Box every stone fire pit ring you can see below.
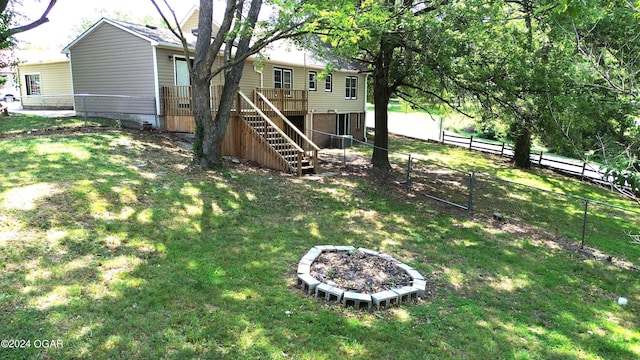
[296,245,426,309]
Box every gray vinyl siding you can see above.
[68,22,156,115]
[156,47,180,87]
[156,47,225,88]
[18,60,73,109]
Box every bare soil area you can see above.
[310,251,412,293]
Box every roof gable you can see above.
[62,18,196,54]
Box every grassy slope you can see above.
[0,115,638,359]
[369,134,640,262]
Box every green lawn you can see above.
[350,133,640,262]
[0,113,118,134]
[0,114,638,359]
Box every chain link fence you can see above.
[13,94,158,130]
[314,130,640,267]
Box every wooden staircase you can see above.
[237,91,319,176]
[242,114,315,174]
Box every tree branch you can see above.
[2,0,57,40]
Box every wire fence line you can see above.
[16,94,158,129]
[314,130,640,266]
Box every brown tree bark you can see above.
[371,37,394,171]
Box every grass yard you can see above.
[0,113,119,134]
[0,114,638,359]
[350,133,640,263]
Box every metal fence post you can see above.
[342,137,347,165]
[581,200,588,248]
[406,154,412,190]
[82,96,88,126]
[468,170,476,211]
[539,151,544,165]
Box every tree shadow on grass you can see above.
[0,130,637,359]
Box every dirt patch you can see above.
[310,251,412,293]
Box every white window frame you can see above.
[325,73,332,92]
[24,73,42,95]
[345,76,357,100]
[308,71,317,91]
[274,67,293,90]
[337,113,350,135]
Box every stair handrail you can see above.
[255,91,321,152]
[237,90,305,153]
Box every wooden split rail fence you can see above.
[441,132,605,182]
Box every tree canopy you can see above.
[306,0,640,174]
[153,0,640,184]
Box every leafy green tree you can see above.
[431,0,639,170]
[153,0,318,167]
[307,0,458,170]
[558,0,640,195]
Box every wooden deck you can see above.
[161,85,316,175]
[161,85,223,133]
[161,85,307,132]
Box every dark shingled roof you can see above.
[109,19,197,48]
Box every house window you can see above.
[355,113,361,130]
[25,74,41,95]
[308,71,317,91]
[274,67,293,89]
[345,76,357,100]
[337,113,350,135]
[325,74,332,92]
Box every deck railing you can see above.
[255,91,319,171]
[237,90,308,174]
[255,88,307,115]
[161,85,223,116]
[162,86,306,116]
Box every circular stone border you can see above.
[296,245,426,309]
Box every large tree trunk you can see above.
[512,120,532,168]
[191,0,261,168]
[372,79,392,170]
[192,74,216,167]
[371,37,393,170]
[191,0,216,167]
[208,63,246,163]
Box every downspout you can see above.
[254,62,263,88]
[152,46,161,129]
[66,51,76,112]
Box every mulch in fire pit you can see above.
[310,251,412,293]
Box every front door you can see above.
[175,58,190,86]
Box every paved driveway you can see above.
[4,101,76,118]
[366,109,606,182]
